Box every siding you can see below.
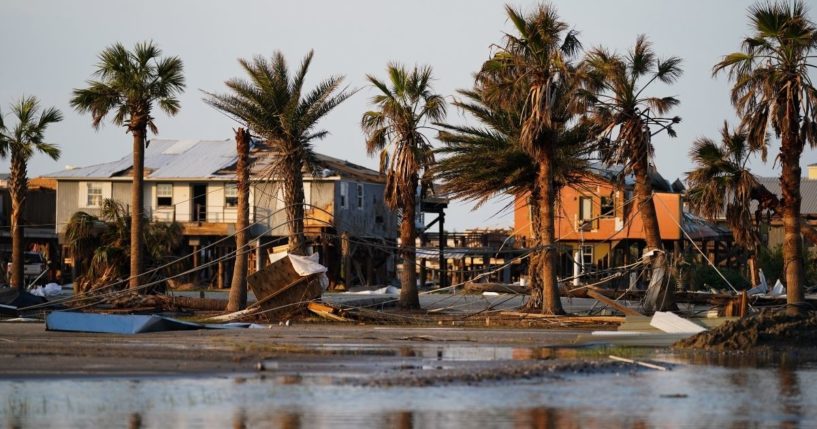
[333,180,397,238]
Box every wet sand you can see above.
[0,322,609,380]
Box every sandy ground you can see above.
[0,321,618,382]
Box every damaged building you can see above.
[44,138,397,288]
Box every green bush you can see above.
[689,264,750,291]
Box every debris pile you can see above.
[674,310,817,351]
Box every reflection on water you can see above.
[2,360,817,428]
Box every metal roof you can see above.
[681,211,732,240]
[755,176,817,215]
[44,139,384,183]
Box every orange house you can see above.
[514,167,687,280]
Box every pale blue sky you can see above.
[1,0,815,230]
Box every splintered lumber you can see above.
[159,295,228,311]
[586,289,643,316]
[499,311,624,324]
[463,282,528,295]
[307,302,350,322]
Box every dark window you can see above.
[225,183,238,207]
[601,196,615,217]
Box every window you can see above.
[86,183,103,207]
[340,182,348,209]
[356,184,364,209]
[156,183,173,207]
[581,245,593,267]
[600,195,615,218]
[224,183,238,207]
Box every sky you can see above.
[1,0,816,231]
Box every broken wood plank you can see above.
[498,311,624,324]
[307,302,350,322]
[586,289,643,317]
[609,355,668,371]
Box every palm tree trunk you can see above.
[129,126,146,290]
[524,187,544,311]
[399,183,420,309]
[227,128,250,312]
[779,129,805,312]
[283,153,307,256]
[9,152,27,290]
[538,153,565,315]
[633,153,675,313]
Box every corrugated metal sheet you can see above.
[682,212,731,240]
[756,176,817,214]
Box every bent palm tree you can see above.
[362,64,446,309]
[474,4,585,314]
[713,0,817,311]
[71,41,185,291]
[203,51,351,256]
[0,96,62,289]
[583,36,683,313]
[435,85,591,310]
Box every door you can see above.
[192,184,207,222]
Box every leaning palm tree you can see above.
[435,85,592,311]
[582,36,682,314]
[686,122,764,282]
[713,0,817,312]
[71,41,185,291]
[361,64,446,309]
[473,4,585,314]
[0,96,62,290]
[203,51,352,257]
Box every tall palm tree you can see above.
[227,127,250,312]
[686,122,764,281]
[0,96,62,290]
[361,64,446,309]
[71,41,185,291]
[713,0,817,312]
[583,36,682,314]
[203,51,351,256]
[473,4,585,314]
[435,86,592,310]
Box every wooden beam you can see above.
[586,289,643,316]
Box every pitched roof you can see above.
[43,139,384,183]
[756,176,817,214]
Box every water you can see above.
[2,357,816,428]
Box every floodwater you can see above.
[2,348,817,429]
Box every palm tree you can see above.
[713,0,817,312]
[227,127,250,312]
[203,51,351,256]
[0,96,62,290]
[582,36,683,314]
[361,64,446,309]
[686,122,764,281]
[65,199,183,293]
[473,4,585,314]
[435,86,592,311]
[71,41,185,291]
